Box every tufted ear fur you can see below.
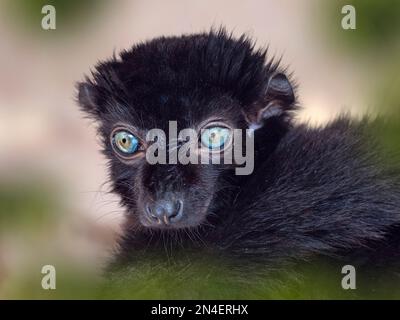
[244,72,296,129]
[76,80,103,118]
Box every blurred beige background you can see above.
[0,0,395,298]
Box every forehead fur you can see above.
[80,29,281,121]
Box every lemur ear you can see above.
[76,81,102,118]
[245,72,295,128]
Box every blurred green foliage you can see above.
[320,1,400,162]
[2,262,100,299]
[0,181,59,231]
[325,0,400,52]
[98,255,400,299]
[5,255,399,299]
[374,83,400,161]
[3,0,106,37]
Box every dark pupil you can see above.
[122,138,127,144]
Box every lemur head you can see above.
[77,29,296,230]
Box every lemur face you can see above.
[77,30,295,230]
[106,93,246,230]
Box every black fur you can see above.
[77,29,400,271]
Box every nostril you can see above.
[145,203,160,223]
[145,203,152,215]
[169,200,183,222]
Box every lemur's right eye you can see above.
[112,130,139,156]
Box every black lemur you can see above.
[77,29,400,271]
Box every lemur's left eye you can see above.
[112,130,139,155]
[200,126,231,151]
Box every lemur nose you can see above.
[145,199,183,225]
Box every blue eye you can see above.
[200,126,231,150]
[112,130,139,155]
